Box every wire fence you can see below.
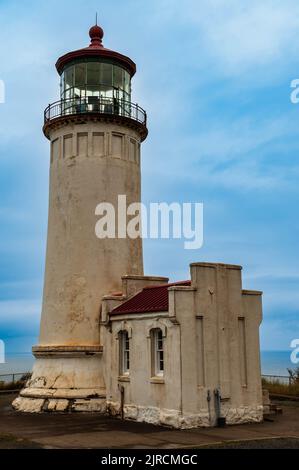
[0,372,295,386]
[0,372,30,384]
[262,374,292,386]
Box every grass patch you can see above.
[0,373,31,391]
[262,378,299,397]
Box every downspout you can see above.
[214,388,226,427]
[179,323,183,418]
[119,384,125,420]
[207,389,211,425]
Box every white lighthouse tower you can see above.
[14,23,148,412]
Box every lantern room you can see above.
[60,60,131,103]
[43,23,147,139]
[56,23,135,103]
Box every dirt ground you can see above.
[0,393,298,449]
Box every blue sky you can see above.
[0,0,298,353]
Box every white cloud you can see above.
[0,300,40,320]
[158,0,299,77]
[144,111,299,192]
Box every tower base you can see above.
[13,394,106,413]
[12,346,106,413]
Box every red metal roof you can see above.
[111,280,191,315]
[56,24,136,76]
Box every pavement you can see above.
[0,394,299,449]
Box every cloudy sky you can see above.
[0,0,298,353]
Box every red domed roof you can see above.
[55,24,136,76]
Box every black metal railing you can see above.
[262,374,292,386]
[0,372,31,386]
[44,97,147,126]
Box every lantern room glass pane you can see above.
[124,71,130,95]
[73,64,85,99]
[113,65,123,90]
[100,85,113,98]
[87,62,100,85]
[100,63,112,85]
[64,66,74,90]
[74,63,86,87]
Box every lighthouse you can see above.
[14,23,149,412]
[14,23,263,427]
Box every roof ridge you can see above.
[143,280,191,290]
[110,280,191,316]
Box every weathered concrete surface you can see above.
[15,120,145,411]
[105,263,263,429]
[2,394,299,449]
[40,121,144,346]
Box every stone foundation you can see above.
[106,401,263,429]
[12,353,107,413]
[13,393,263,427]
[222,404,264,425]
[13,395,106,413]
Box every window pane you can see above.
[124,71,130,94]
[65,66,74,90]
[75,63,86,87]
[100,63,112,85]
[152,329,164,376]
[74,87,85,99]
[126,352,130,370]
[87,62,100,85]
[113,65,123,89]
[60,71,64,96]
[121,331,130,374]
[86,86,100,99]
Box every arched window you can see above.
[151,329,164,377]
[119,330,130,375]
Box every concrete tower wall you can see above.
[40,121,143,346]
[13,23,149,413]
[13,119,145,413]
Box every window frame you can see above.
[119,330,130,376]
[151,328,164,377]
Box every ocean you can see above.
[0,353,34,381]
[0,350,296,382]
[260,350,296,376]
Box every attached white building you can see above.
[101,262,263,428]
